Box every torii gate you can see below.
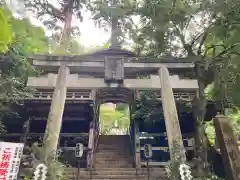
[28,50,199,166]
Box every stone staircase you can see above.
[95,135,133,168]
[64,167,166,180]
[64,135,167,179]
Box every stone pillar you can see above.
[43,64,69,161]
[214,115,240,180]
[158,67,186,162]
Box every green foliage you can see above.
[52,38,85,55]
[23,177,30,180]
[167,141,224,180]
[24,0,87,31]
[100,103,130,135]
[0,7,13,53]
[12,18,49,54]
[134,91,161,122]
[89,0,137,46]
[206,109,240,145]
[0,5,49,133]
[166,141,185,180]
[231,109,240,136]
[25,0,88,53]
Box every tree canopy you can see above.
[0,4,48,132]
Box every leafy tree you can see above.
[0,5,49,133]
[25,0,88,53]
[0,7,12,53]
[89,0,137,47]
[100,104,129,135]
[125,0,240,175]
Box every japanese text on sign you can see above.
[0,142,24,180]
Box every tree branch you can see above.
[197,31,209,56]
[213,43,240,59]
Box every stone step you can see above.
[66,178,165,180]
[95,155,131,159]
[96,155,131,159]
[64,168,166,180]
[95,158,132,162]
[96,152,130,154]
[95,158,131,162]
[97,147,130,151]
[64,168,166,174]
[64,174,160,179]
[95,151,130,155]
[95,135,133,168]
[95,160,132,163]
[95,164,133,168]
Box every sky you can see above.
[28,9,111,47]
[6,0,111,47]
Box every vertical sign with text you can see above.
[0,142,24,180]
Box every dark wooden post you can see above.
[43,64,69,161]
[134,120,141,168]
[158,67,186,162]
[21,116,31,144]
[214,115,240,180]
[87,121,95,168]
[130,101,141,168]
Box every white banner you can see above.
[0,142,24,180]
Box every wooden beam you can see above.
[1,133,88,137]
[140,147,194,151]
[139,133,194,138]
[32,116,88,121]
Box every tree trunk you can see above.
[111,16,119,48]
[194,62,210,176]
[61,0,74,43]
[55,0,74,53]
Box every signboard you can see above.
[144,144,152,159]
[0,142,24,180]
[104,56,124,83]
[75,143,84,158]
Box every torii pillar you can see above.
[158,67,186,162]
[43,64,69,161]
